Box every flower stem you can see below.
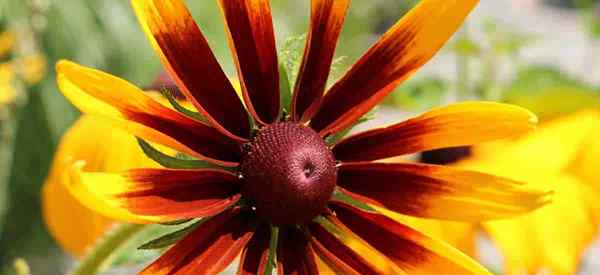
[69,223,146,275]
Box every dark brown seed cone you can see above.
[240,123,336,225]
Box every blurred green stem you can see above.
[0,102,20,237]
[70,223,145,275]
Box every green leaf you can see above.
[264,225,279,275]
[279,34,307,88]
[137,138,232,171]
[325,108,377,145]
[279,62,292,115]
[159,88,207,123]
[138,220,204,250]
[330,189,377,213]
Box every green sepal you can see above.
[159,219,192,226]
[160,88,207,123]
[263,225,279,275]
[330,189,377,213]
[279,62,292,116]
[137,138,234,171]
[138,220,204,250]
[325,108,377,145]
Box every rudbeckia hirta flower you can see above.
[56,0,550,274]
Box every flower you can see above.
[55,0,550,274]
[0,30,46,105]
[451,110,600,275]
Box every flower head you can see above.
[56,0,550,274]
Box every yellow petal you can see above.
[334,102,537,162]
[42,115,162,258]
[464,110,600,177]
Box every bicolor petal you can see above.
[277,227,319,275]
[308,221,397,274]
[68,164,241,223]
[238,223,270,275]
[336,162,551,221]
[141,209,255,275]
[291,0,349,122]
[310,0,479,136]
[330,203,491,275]
[56,60,242,166]
[131,0,251,140]
[334,102,537,162]
[218,0,280,124]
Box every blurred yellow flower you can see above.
[405,110,600,275]
[43,76,185,258]
[0,30,46,105]
[42,115,162,258]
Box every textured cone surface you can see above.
[241,123,336,225]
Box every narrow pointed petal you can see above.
[131,0,250,139]
[334,102,536,162]
[218,0,280,124]
[43,116,165,257]
[336,162,551,221]
[238,224,270,275]
[310,0,479,135]
[56,60,242,166]
[141,209,255,275]
[330,203,492,275]
[277,228,319,275]
[68,163,241,223]
[291,0,349,122]
[309,222,391,275]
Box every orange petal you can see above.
[291,0,350,122]
[333,102,537,162]
[141,209,255,275]
[336,162,551,221]
[218,0,280,124]
[330,203,491,275]
[68,163,241,223]
[56,60,241,166]
[310,0,479,136]
[131,0,250,140]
